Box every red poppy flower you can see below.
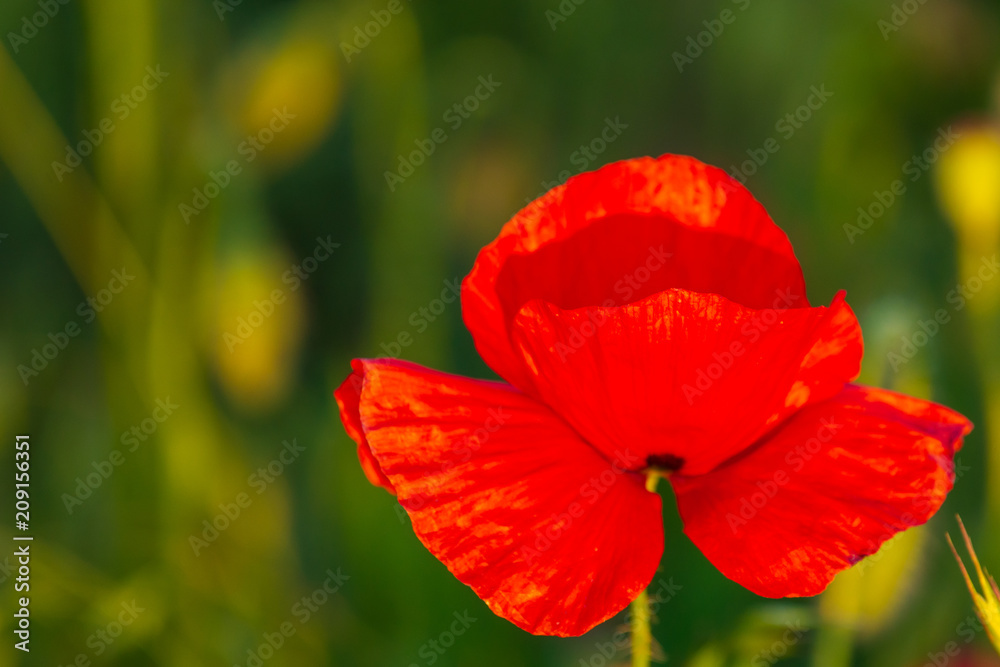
[335,154,972,637]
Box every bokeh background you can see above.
[2,0,1000,665]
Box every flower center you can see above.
[643,454,684,492]
[645,453,684,472]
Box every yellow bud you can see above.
[935,123,1000,247]
[209,249,304,411]
[222,11,342,168]
[949,516,1000,658]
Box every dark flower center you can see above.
[646,453,685,472]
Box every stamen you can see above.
[645,471,661,493]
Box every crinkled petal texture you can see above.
[336,152,975,630]
[334,371,395,493]
[462,154,808,391]
[670,384,972,597]
[337,358,664,637]
[510,288,863,475]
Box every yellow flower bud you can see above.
[209,248,304,411]
[221,10,342,168]
[935,122,1000,248]
[949,516,1000,658]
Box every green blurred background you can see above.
[2,0,1000,665]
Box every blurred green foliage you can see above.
[1,0,999,666]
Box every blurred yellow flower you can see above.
[935,123,1000,247]
[949,516,1000,657]
[209,248,305,411]
[221,12,342,169]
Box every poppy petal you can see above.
[462,153,807,390]
[345,358,664,637]
[510,288,862,475]
[670,384,972,597]
[335,364,395,493]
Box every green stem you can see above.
[631,589,652,667]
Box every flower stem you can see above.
[631,589,652,667]
[632,470,660,667]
